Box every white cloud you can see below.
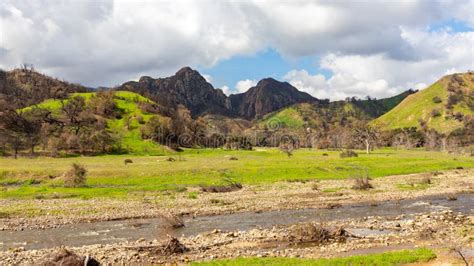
[202,74,213,83]
[0,0,472,93]
[235,79,257,93]
[221,85,231,96]
[284,27,474,100]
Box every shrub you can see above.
[432,96,442,103]
[453,112,464,121]
[339,150,358,158]
[420,176,432,184]
[289,223,331,244]
[136,115,145,125]
[210,198,221,204]
[447,195,457,201]
[288,223,349,244]
[200,177,242,193]
[161,237,188,255]
[352,177,372,190]
[124,158,133,165]
[430,109,441,118]
[64,163,87,187]
[41,247,99,266]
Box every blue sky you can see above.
[199,49,328,92]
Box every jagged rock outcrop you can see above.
[119,67,230,117]
[228,78,318,119]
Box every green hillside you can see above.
[259,102,366,130]
[374,72,474,134]
[23,91,167,155]
[258,90,413,130]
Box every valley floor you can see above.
[0,168,473,264]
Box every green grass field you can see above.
[191,248,436,265]
[0,148,472,199]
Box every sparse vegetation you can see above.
[351,169,373,190]
[432,96,442,103]
[352,176,373,190]
[431,108,441,118]
[289,223,332,244]
[191,248,436,265]
[200,176,242,193]
[63,163,87,187]
[339,150,358,158]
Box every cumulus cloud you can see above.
[0,0,473,95]
[235,79,257,93]
[221,85,231,96]
[284,27,474,100]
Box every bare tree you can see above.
[353,123,379,154]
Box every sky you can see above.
[0,0,473,100]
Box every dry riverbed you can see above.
[0,209,472,264]
[0,169,473,264]
[1,169,472,231]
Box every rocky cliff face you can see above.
[119,67,231,117]
[228,78,318,119]
[119,67,317,119]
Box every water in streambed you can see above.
[0,193,472,251]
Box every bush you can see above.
[453,112,464,121]
[200,177,242,193]
[432,96,442,103]
[352,177,372,190]
[136,115,145,125]
[340,150,358,158]
[420,176,431,184]
[430,109,441,118]
[289,223,331,244]
[41,247,99,266]
[64,163,87,187]
[288,223,349,244]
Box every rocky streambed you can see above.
[0,193,473,264]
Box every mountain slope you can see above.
[0,68,88,109]
[23,91,167,155]
[118,67,230,117]
[229,78,318,119]
[374,72,474,133]
[351,89,416,118]
[258,90,413,130]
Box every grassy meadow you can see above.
[192,248,436,265]
[0,148,472,200]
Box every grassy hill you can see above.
[374,72,474,134]
[23,91,167,155]
[258,91,412,130]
